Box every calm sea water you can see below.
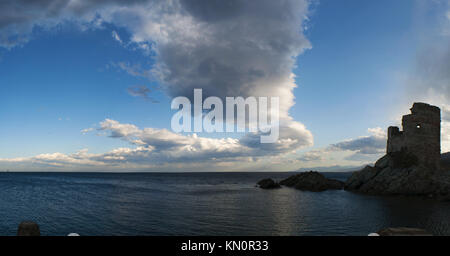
[0,172,449,236]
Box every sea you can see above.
[1,172,449,236]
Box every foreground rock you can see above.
[345,152,450,196]
[257,178,281,189]
[345,103,450,197]
[376,227,432,236]
[280,171,344,192]
[442,152,450,170]
[17,221,40,236]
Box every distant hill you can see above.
[297,165,366,173]
[298,153,450,173]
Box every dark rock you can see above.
[280,171,344,192]
[345,154,450,196]
[374,154,390,169]
[442,152,450,171]
[257,178,281,189]
[345,165,380,191]
[377,227,432,236]
[390,150,418,169]
[442,152,450,162]
[438,194,450,202]
[17,221,40,236]
[352,103,450,197]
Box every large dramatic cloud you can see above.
[0,0,314,152]
[0,0,316,172]
[0,0,310,112]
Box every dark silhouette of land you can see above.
[345,103,449,197]
[259,103,450,199]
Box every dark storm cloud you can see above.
[0,0,148,48]
[179,0,243,22]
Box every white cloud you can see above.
[0,118,313,171]
[0,149,105,168]
[297,127,387,166]
[111,30,122,44]
[330,127,386,155]
[97,119,311,157]
[298,150,324,162]
[81,128,94,134]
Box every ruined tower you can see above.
[387,103,441,169]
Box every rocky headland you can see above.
[345,152,450,197]
[258,103,450,199]
[345,103,450,198]
[257,171,344,191]
[257,178,281,189]
[279,171,344,192]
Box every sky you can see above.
[0,0,449,172]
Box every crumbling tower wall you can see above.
[387,103,441,169]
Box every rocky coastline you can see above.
[256,178,281,189]
[257,152,450,200]
[279,171,344,191]
[344,103,450,198]
[344,153,450,198]
[257,171,344,192]
[257,103,450,199]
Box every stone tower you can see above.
[387,103,441,169]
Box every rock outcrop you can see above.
[345,153,450,196]
[17,221,40,236]
[442,152,450,170]
[376,227,432,236]
[280,171,345,192]
[257,178,281,189]
[345,103,450,197]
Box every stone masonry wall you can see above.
[387,103,441,170]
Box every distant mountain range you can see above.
[300,152,450,173]
[297,165,366,173]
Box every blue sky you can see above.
[0,24,170,157]
[294,0,416,146]
[0,0,449,171]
